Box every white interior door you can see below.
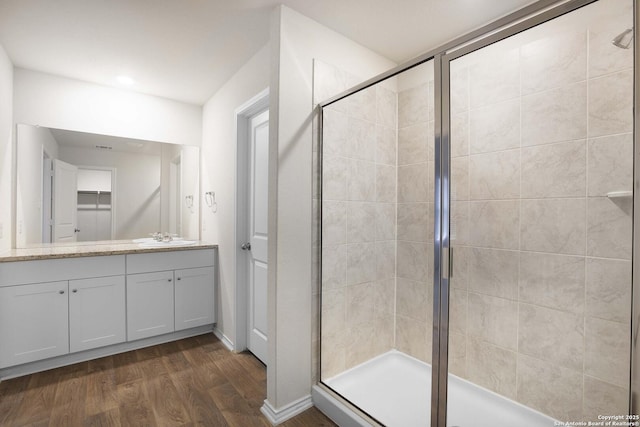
[246,109,269,364]
[52,159,78,242]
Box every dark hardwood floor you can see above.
[0,334,337,427]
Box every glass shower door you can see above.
[318,59,435,426]
[446,0,634,424]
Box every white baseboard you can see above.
[261,395,314,425]
[213,326,234,351]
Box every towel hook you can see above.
[205,191,217,212]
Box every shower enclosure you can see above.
[315,0,636,425]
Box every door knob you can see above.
[74,228,81,233]
[241,242,251,251]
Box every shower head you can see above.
[612,28,633,49]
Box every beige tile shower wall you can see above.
[449,0,632,421]
[395,69,435,364]
[317,60,398,379]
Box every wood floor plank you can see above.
[87,355,114,374]
[137,346,169,380]
[161,341,192,373]
[0,375,30,426]
[192,361,229,391]
[208,382,253,414]
[49,363,88,426]
[209,383,269,427]
[13,368,60,425]
[215,356,265,409]
[193,332,220,348]
[236,352,267,384]
[117,380,155,426]
[85,368,118,416]
[171,368,229,426]
[144,372,192,426]
[113,350,143,385]
[179,339,216,366]
[220,412,271,427]
[0,333,338,427]
[83,408,122,427]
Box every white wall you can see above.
[58,146,161,239]
[201,43,270,347]
[14,68,202,146]
[77,169,111,192]
[0,44,12,252]
[267,5,396,411]
[15,125,59,246]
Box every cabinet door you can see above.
[69,276,126,352]
[127,271,174,341]
[175,266,215,331]
[0,281,69,368]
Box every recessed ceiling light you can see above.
[116,75,135,86]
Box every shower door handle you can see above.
[442,247,453,279]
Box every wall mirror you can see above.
[15,124,200,248]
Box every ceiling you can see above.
[0,0,536,106]
[51,128,163,155]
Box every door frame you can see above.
[234,88,269,355]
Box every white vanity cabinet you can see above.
[0,256,126,369]
[0,281,69,368]
[69,276,126,352]
[0,247,216,374]
[127,271,175,341]
[175,266,215,331]
[126,249,216,340]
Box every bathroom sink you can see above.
[134,238,197,247]
[132,238,156,243]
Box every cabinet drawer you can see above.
[126,249,215,274]
[0,256,125,287]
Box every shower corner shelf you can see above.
[606,191,633,199]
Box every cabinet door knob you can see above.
[59,290,65,294]
[176,277,181,281]
[168,278,172,282]
[72,289,78,293]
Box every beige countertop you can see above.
[0,240,218,263]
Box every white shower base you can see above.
[323,350,557,427]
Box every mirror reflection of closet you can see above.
[76,168,114,242]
